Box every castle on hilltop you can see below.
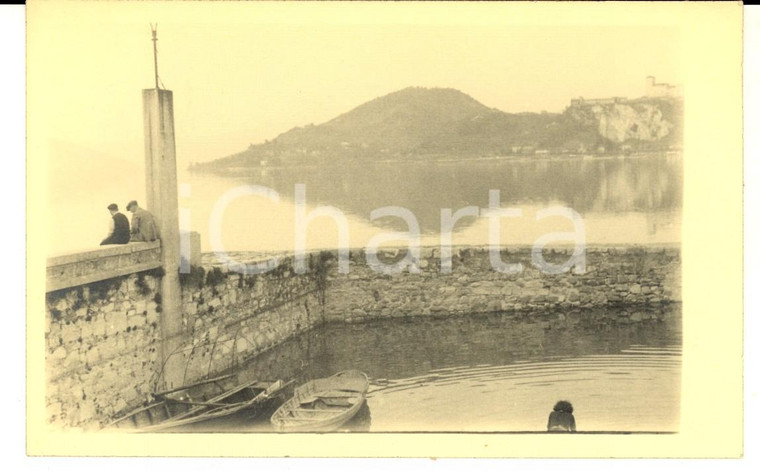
[645,76,683,98]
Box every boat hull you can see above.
[271,370,369,432]
[106,375,289,432]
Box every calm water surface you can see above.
[49,154,681,255]
[178,304,680,433]
[48,152,682,431]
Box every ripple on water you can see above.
[185,305,681,433]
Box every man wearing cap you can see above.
[126,200,160,242]
[100,203,131,245]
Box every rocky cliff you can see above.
[568,99,682,145]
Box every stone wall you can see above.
[47,241,161,292]
[45,270,164,428]
[324,246,680,323]
[44,245,679,429]
[44,252,328,429]
[169,255,327,386]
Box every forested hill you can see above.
[195,86,683,169]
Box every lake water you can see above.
[47,153,681,256]
[60,153,682,432]
[176,304,681,433]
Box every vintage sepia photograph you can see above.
[26,0,744,458]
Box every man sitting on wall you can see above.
[100,203,130,245]
[126,200,160,242]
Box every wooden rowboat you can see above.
[106,374,292,432]
[270,370,369,432]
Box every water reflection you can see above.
[179,304,680,433]
[342,401,372,432]
[48,154,681,254]
[197,153,682,234]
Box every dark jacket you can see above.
[101,212,130,245]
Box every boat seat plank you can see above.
[292,408,346,414]
[282,415,340,421]
[314,392,361,399]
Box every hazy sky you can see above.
[29,1,682,167]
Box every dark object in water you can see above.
[105,374,292,432]
[547,400,576,432]
[271,370,369,432]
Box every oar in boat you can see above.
[162,397,240,408]
[159,378,295,425]
[153,377,264,424]
[152,373,236,398]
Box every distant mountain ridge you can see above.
[196,86,683,169]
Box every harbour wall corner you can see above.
[43,244,679,429]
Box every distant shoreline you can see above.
[200,242,682,268]
[189,149,683,175]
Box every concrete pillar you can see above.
[180,230,202,272]
[142,88,184,390]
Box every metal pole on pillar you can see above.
[151,24,159,90]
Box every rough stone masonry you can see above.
[44,245,679,429]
